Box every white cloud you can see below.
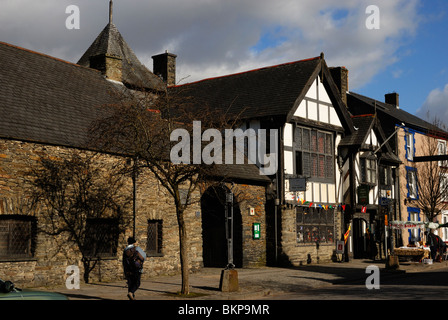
[0,0,421,88]
[416,84,448,123]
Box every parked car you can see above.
[0,279,68,300]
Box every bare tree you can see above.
[90,88,233,295]
[27,151,130,283]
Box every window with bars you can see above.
[294,126,334,182]
[0,215,36,260]
[147,220,163,256]
[84,218,119,258]
[296,207,334,244]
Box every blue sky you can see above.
[1,0,447,124]
[356,0,448,122]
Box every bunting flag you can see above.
[293,197,347,213]
[344,225,351,244]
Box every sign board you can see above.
[357,185,369,205]
[289,178,306,192]
[253,223,261,240]
[336,240,344,254]
[389,221,424,230]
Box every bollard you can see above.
[385,254,400,270]
[219,269,239,292]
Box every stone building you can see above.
[0,4,269,287]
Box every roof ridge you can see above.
[169,56,321,88]
[0,41,98,73]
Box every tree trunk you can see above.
[176,207,190,295]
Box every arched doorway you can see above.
[201,186,242,268]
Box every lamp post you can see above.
[225,188,234,269]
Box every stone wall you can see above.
[232,183,267,267]
[0,138,268,288]
[0,139,203,287]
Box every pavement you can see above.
[33,259,448,300]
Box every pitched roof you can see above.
[339,114,375,147]
[77,23,165,91]
[0,41,268,184]
[169,56,354,135]
[169,57,322,120]
[348,92,444,135]
[0,41,118,148]
[339,114,401,163]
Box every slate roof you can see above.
[0,41,119,148]
[339,114,401,164]
[169,57,322,121]
[0,41,269,184]
[348,92,445,136]
[339,114,375,147]
[77,23,165,92]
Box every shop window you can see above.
[296,207,334,244]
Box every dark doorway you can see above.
[353,218,369,259]
[201,186,242,268]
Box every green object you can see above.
[0,279,68,300]
[253,223,261,239]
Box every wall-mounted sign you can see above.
[253,223,261,239]
[357,185,369,205]
[249,207,255,216]
[289,178,306,192]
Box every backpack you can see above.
[123,246,143,274]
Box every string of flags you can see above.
[294,197,346,212]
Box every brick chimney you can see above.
[329,66,349,106]
[385,92,399,108]
[89,54,122,82]
[152,51,177,86]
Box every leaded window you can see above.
[147,220,163,256]
[0,215,36,259]
[294,126,334,182]
[84,218,119,258]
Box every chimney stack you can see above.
[385,92,399,108]
[329,66,349,106]
[152,51,177,86]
